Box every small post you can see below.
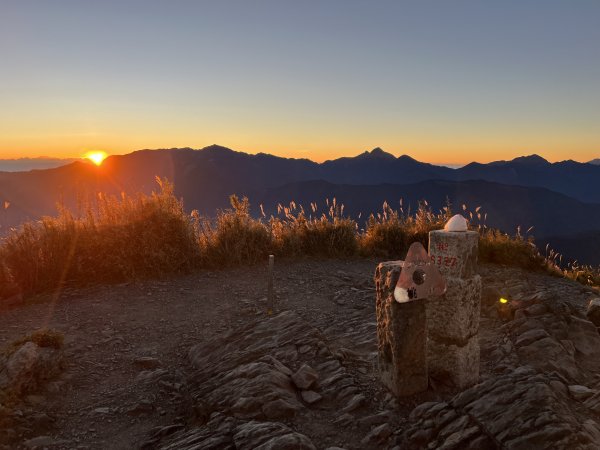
[267,254,274,315]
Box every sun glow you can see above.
[84,151,108,166]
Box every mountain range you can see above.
[0,157,79,172]
[1,145,600,264]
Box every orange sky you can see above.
[0,131,597,165]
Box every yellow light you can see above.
[499,298,509,304]
[83,151,108,166]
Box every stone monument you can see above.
[427,214,481,388]
[375,242,446,396]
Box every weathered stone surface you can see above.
[427,275,481,342]
[300,390,322,405]
[428,230,478,279]
[360,423,392,446]
[149,311,370,448]
[262,398,299,420]
[376,261,428,396]
[427,335,479,389]
[159,414,316,450]
[586,298,600,326]
[401,367,600,449]
[569,385,595,401]
[291,364,319,390]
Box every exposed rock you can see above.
[262,398,299,420]
[343,394,366,412]
[158,414,316,450]
[134,356,162,370]
[291,364,319,390]
[360,423,392,445]
[568,385,595,401]
[401,367,599,449]
[586,298,600,326]
[300,390,323,405]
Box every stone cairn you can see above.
[375,215,482,396]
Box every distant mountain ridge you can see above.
[2,145,600,264]
[259,178,600,248]
[0,157,79,172]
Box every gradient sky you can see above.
[1,0,599,164]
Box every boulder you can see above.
[586,298,600,327]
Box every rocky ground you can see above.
[0,259,599,449]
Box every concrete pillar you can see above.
[375,261,428,396]
[427,229,481,388]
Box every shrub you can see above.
[360,201,450,258]
[479,229,544,271]
[0,178,200,297]
[197,195,271,267]
[271,199,358,257]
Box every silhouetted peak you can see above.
[201,144,236,154]
[397,154,418,163]
[370,147,395,158]
[588,158,600,165]
[355,147,396,161]
[511,154,549,165]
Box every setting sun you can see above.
[83,151,108,166]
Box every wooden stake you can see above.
[267,254,274,315]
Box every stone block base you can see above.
[428,335,480,389]
[376,261,428,396]
[427,275,481,342]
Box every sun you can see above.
[83,151,108,166]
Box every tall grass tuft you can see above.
[0,178,199,297]
[270,199,358,257]
[197,195,271,267]
[360,200,451,258]
[478,229,543,270]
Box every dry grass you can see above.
[196,195,271,267]
[269,199,358,257]
[1,182,597,299]
[360,200,450,258]
[0,178,199,297]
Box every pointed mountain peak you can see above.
[370,147,392,156]
[357,147,396,160]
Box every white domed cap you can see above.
[444,214,468,232]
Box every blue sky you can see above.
[1,0,599,163]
